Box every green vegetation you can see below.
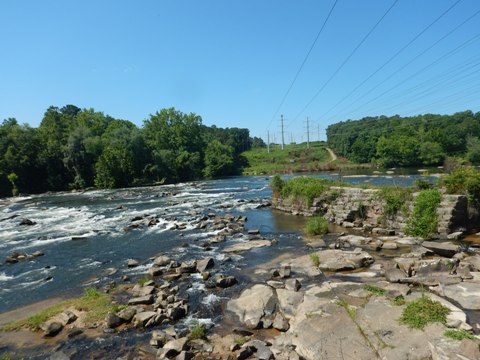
[392,296,406,306]
[399,295,450,330]
[234,336,250,346]
[0,354,11,360]
[305,216,329,236]
[0,288,114,331]
[188,321,206,340]
[241,141,336,175]
[363,284,386,296]
[309,253,320,267]
[277,176,340,207]
[0,106,259,196]
[137,277,150,286]
[337,299,357,320]
[443,329,476,341]
[326,110,480,166]
[405,189,441,238]
[440,166,480,207]
[380,186,412,218]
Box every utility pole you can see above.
[280,115,285,150]
[305,117,310,149]
[317,124,320,142]
[267,131,270,153]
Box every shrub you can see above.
[405,189,441,238]
[309,253,320,267]
[440,166,480,207]
[137,277,149,286]
[380,186,411,218]
[305,216,329,236]
[399,295,450,330]
[280,177,338,206]
[270,174,284,193]
[188,321,206,340]
[392,296,406,306]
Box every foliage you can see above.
[0,105,255,196]
[363,284,386,296]
[137,277,149,286]
[399,295,450,330]
[280,176,339,207]
[270,175,284,194]
[305,216,329,236]
[326,110,480,166]
[309,253,320,267]
[380,186,412,218]
[241,141,333,175]
[466,136,480,165]
[203,140,234,178]
[0,354,11,360]
[440,166,480,207]
[0,288,113,331]
[188,321,206,340]
[392,296,406,306]
[443,329,476,341]
[234,336,250,346]
[337,299,357,320]
[405,189,441,238]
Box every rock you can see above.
[127,259,139,267]
[163,337,189,355]
[134,285,155,297]
[227,284,276,329]
[150,329,169,348]
[276,289,304,318]
[224,240,271,253]
[58,310,77,325]
[465,255,480,271]
[201,271,210,280]
[244,340,273,360]
[41,321,63,337]
[278,265,291,279]
[315,249,374,271]
[421,241,460,258]
[106,312,124,328]
[175,351,194,360]
[306,239,326,249]
[49,351,70,360]
[156,347,180,359]
[128,295,154,305]
[167,306,186,321]
[385,268,407,283]
[442,282,480,310]
[67,328,83,338]
[285,278,301,292]
[382,242,398,250]
[196,257,214,272]
[176,262,196,274]
[237,346,253,360]
[133,311,156,327]
[149,267,163,276]
[266,280,284,289]
[32,250,45,257]
[215,275,238,288]
[19,218,36,226]
[273,313,289,332]
[447,231,463,240]
[154,255,171,266]
[117,307,136,322]
[248,229,260,235]
[164,273,182,281]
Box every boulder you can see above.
[223,240,271,253]
[227,284,276,329]
[132,311,156,327]
[149,266,163,276]
[128,295,154,305]
[278,265,291,279]
[105,312,124,328]
[276,289,304,318]
[421,241,460,258]
[285,278,301,292]
[196,257,214,272]
[41,321,63,337]
[127,259,139,267]
[215,275,238,288]
[19,218,36,226]
[117,307,136,322]
[154,255,171,266]
[273,313,289,332]
[385,268,407,283]
[315,249,374,272]
[442,282,480,310]
[163,337,189,355]
[243,340,274,360]
[167,306,186,321]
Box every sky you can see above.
[1,0,479,143]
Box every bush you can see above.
[399,295,450,330]
[305,216,329,236]
[270,174,284,193]
[280,177,339,206]
[188,321,206,340]
[440,166,480,207]
[380,186,411,218]
[309,253,320,267]
[405,189,441,238]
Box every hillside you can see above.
[241,141,358,175]
[326,110,480,167]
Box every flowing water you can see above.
[0,171,448,358]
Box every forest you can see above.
[0,105,265,197]
[326,110,480,167]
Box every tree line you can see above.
[0,105,265,196]
[326,110,480,167]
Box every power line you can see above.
[289,0,399,126]
[318,0,465,121]
[266,0,338,130]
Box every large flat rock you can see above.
[223,240,271,253]
[442,282,480,310]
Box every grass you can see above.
[392,296,406,306]
[0,288,115,331]
[380,186,412,218]
[234,336,250,346]
[279,176,342,207]
[309,253,320,267]
[137,276,150,286]
[241,142,331,175]
[0,354,11,360]
[443,329,476,341]
[399,295,450,330]
[405,189,441,238]
[337,299,357,320]
[364,284,386,296]
[188,322,206,340]
[305,216,329,236]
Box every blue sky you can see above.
[1,0,479,142]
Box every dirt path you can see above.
[326,147,337,161]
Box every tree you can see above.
[7,172,19,196]
[203,140,234,178]
[466,136,480,165]
[94,145,134,188]
[418,141,445,166]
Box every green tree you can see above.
[418,141,445,166]
[466,136,480,165]
[94,145,134,188]
[203,140,234,178]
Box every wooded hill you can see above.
[0,105,265,197]
[326,110,480,167]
